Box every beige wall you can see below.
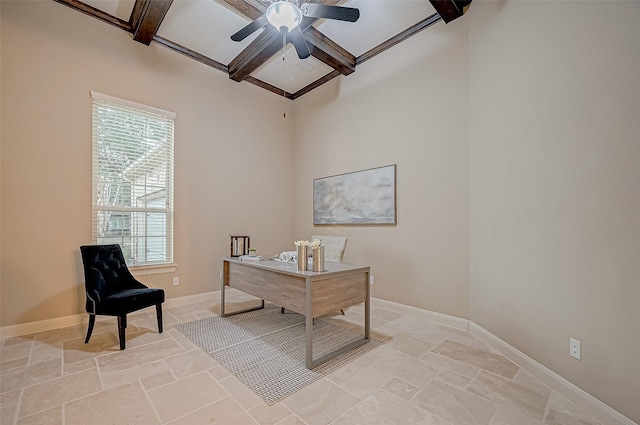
[292,17,470,318]
[0,1,295,326]
[468,1,640,423]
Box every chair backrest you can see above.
[80,244,138,303]
[311,235,348,263]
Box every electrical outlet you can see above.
[570,338,581,360]
[370,275,374,285]
[172,276,179,286]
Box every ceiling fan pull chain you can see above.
[282,29,286,118]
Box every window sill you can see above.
[130,263,177,276]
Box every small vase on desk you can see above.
[312,246,325,272]
[297,245,308,272]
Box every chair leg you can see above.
[281,307,285,314]
[85,314,96,344]
[117,315,127,350]
[156,303,163,334]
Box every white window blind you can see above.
[91,91,175,266]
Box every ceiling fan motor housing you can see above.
[231,0,361,59]
[266,1,303,31]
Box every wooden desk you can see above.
[221,257,370,369]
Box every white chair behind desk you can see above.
[311,235,347,263]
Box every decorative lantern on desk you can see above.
[230,235,250,257]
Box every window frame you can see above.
[90,91,176,270]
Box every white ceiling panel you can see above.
[315,0,438,57]
[81,0,135,22]
[158,0,263,65]
[251,45,335,94]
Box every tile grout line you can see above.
[12,388,25,425]
[542,390,555,424]
[140,378,165,424]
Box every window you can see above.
[91,92,175,266]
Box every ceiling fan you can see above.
[230,0,360,59]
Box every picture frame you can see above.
[313,164,397,225]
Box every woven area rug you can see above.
[174,303,380,405]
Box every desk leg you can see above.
[220,261,265,318]
[365,270,370,340]
[305,271,371,369]
[221,298,265,318]
[365,300,370,339]
[221,274,226,317]
[305,276,313,369]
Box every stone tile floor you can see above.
[1,290,603,425]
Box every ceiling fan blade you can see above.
[287,26,311,59]
[230,15,269,42]
[301,4,360,22]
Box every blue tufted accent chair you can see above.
[80,244,165,350]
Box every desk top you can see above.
[223,257,369,278]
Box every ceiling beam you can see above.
[227,23,355,83]
[245,76,293,99]
[130,0,173,46]
[154,36,229,73]
[52,0,131,31]
[228,30,283,82]
[429,0,472,24]
[217,0,265,20]
[292,70,341,99]
[221,0,285,82]
[304,27,355,75]
[357,13,442,66]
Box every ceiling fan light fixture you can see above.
[266,1,302,32]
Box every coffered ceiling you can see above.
[53,0,471,99]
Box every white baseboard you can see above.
[370,297,469,331]
[0,291,221,340]
[469,322,637,425]
[0,294,464,338]
[0,313,87,340]
[163,291,219,308]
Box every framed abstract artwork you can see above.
[313,164,397,225]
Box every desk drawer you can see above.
[227,263,306,314]
[312,272,368,317]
